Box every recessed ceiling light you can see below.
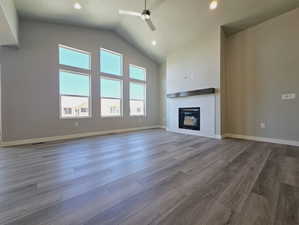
[152,40,157,46]
[209,0,218,10]
[73,2,82,10]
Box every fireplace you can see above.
[179,107,200,130]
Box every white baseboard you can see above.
[215,135,224,140]
[4,128,297,148]
[225,133,299,147]
[0,126,162,147]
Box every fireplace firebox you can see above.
[179,107,200,130]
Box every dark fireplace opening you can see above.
[179,107,200,130]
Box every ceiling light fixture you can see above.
[141,13,151,21]
[152,40,157,46]
[209,0,218,10]
[73,2,82,10]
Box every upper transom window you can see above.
[129,65,146,81]
[59,45,91,70]
[100,48,123,76]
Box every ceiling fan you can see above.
[118,0,156,31]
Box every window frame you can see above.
[129,81,147,117]
[100,75,123,118]
[59,69,92,119]
[58,44,92,119]
[129,64,146,117]
[129,64,147,82]
[100,48,124,77]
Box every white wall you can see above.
[166,27,221,138]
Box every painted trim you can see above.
[0,126,161,147]
[214,135,224,140]
[5,128,297,148]
[224,133,299,147]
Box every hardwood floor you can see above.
[0,129,298,225]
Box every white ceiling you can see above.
[14,0,299,63]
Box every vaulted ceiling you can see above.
[14,0,299,63]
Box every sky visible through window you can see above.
[100,49,122,76]
[101,78,121,98]
[59,47,90,70]
[130,83,145,100]
[129,65,146,81]
[60,71,90,96]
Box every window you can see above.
[59,45,91,118]
[59,46,90,70]
[100,48,122,76]
[129,65,146,81]
[100,77,122,117]
[130,82,146,116]
[59,71,90,118]
[99,48,123,117]
[129,65,146,116]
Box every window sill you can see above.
[130,115,147,117]
[101,115,123,119]
[59,116,92,120]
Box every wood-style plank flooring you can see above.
[0,129,298,225]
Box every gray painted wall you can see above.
[159,62,166,126]
[0,19,160,142]
[225,8,299,141]
[0,63,2,140]
[166,27,221,137]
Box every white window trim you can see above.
[58,69,92,120]
[100,75,123,118]
[129,64,147,82]
[129,81,147,117]
[100,48,124,77]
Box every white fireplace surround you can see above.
[166,94,217,138]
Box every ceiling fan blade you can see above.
[145,18,156,31]
[118,10,141,17]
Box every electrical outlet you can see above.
[282,93,296,100]
[260,122,266,129]
[282,94,289,100]
[75,122,79,127]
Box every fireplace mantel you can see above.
[166,88,215,98]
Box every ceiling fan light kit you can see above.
[141,10,151,20]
